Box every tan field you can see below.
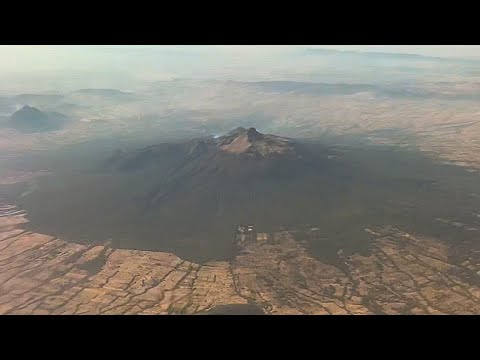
[1,203,479,315]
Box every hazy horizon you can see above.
[2,45,480,94]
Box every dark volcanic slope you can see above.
[6,105,68,133]
[16,127,480,264]
[102,128,328,259]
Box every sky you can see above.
[2,45,480,74]
[306,45,480,58]
[1,45,479,94]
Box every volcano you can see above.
[108,128,323,211]
[20,127,342,262]
[7,105,69,133]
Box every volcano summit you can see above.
[216,127,294,157]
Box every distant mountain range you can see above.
[70,88,133,96]
[303,48,480,64]
[67,89,136,102]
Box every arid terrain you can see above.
[2,47,480,315]
[1,201,479,314]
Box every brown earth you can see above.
[1,204,479,315]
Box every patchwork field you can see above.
[1,203,479,315]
